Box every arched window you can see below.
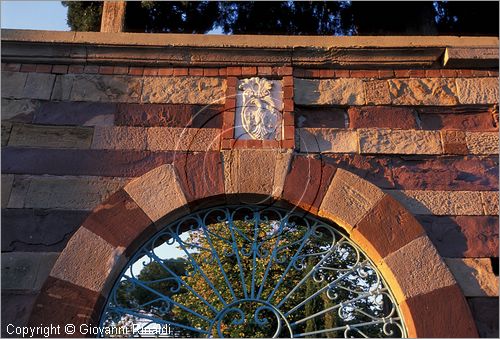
[100,205,406,338]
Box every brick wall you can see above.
[1,32,498,337]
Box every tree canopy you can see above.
[63,1,499,36]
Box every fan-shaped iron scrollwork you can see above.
[100,206,407,338]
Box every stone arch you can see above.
[28,151,478,338]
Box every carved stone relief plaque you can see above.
[234,77,283,140]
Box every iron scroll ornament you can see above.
[100,206,407,338]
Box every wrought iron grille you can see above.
[100,205,407,338]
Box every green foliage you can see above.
[62,1,102,32]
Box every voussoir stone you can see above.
[124,164,188,222]
[141,76,226,104]
[388,78,459,105]
[297,128,358,153]
[294,78,365,105]
[359,128,442,155]
[456,78,499,104]
[381,235,456,301]
[8,124,94,149]
[50,227,123,292]
[319,168,384,230]
[91,126,147,150]
[444,258,499,297]
[70,74,142,102]
[272,150,293,198]
[238,150,277,196]
[466,132,499,155]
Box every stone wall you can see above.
[1,31,498,337]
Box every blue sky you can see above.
[1,1,69,31]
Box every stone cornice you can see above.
[1,29,498,68]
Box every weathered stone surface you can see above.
[1,209,89,252]
[1,122,12,146]
[147,127,220,151]
[295,107,346,128]
[70,74,142,102]
[115,103,223,128]
[1,292,38,334]
[400,284,478,338]
[482,191,498,215]
[82,190,154,257]
[50,74,73,101]
[363,80,391,105]
[391,155,498,191]
[445,258,498,297]
[382,236,456,301]
[419,108,497,131]
[466,132,499,154]
[8,124,93,149]
[28,276,103,329]
[1,148,177,177]
[352,194,425,264]
[283,156,337,213]
[50,227,122,292]
[359,129,442,155]
[222,150,238,194]
[1,98,39,121]
[33,102,116,126]
[1,174,14,208]
[386,190,485,215]
[319,168,384,230]
[324,154,394,189]
[91,126,147,150]
[297,128,358,153]
[1,252,59,291]
[388,78,459,105]
[417,216,499,258]
[294,78,365,105]
[238,150,276,196]
[456,78,499,104]
[6,176,30,208]
[441,130,468,155]
[22,73,55,100]
[1,71,27,98]
[467,297,499,338]
[141,76,226,104]
[173,151,225,204]
[22,176,128,210]
[272,150,293,198]
[124,164,188,222]
[348,106,417,129]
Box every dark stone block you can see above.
[295,106,346,128]
[1,292,38,337]
[467,297,499,338]
[348,106,418,129]
[33,102,117,126]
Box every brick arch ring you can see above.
[29,151,477,338]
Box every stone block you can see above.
[295,107,346,128]
[1,174,14,208]
[382,236,456,301]
[445,258,498,297]
[359,128,442,155]
[388,78,459,105]
[351,194,425,264]
[50,74,73,101]
[482,191,498,215]
[1,71,27,98]
[294,78,365,105]
[466,132,499,155]
[272,150,293,198]
[1,292,38,333]
[363,80,391,105]
[297,128,358,153]
[6,176,30,208]
[70,74,142,102]
[348,106,417,129]
[441,130,468,155]
[1,98,39,121]
[222,150,238,194]
[147,127,220,151]
[8,124,93,149]
[124,164,188,222]
[419,109,496,131]
[1,121,12,146]
[238,150,277,196]
[319,168,384,230]
[457,78,499,104]
[386,190,485,215]
[91,126,147,150]
[282,155,337,213]
[467,297,499,338]
[50,227,122,292]
[418,216,499,258]
[22,73,55,100]
[23,176,128,210]
[33,102,116,126]
[2,209,89,252]
[1,252,59,291]
[141,76,226,104]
